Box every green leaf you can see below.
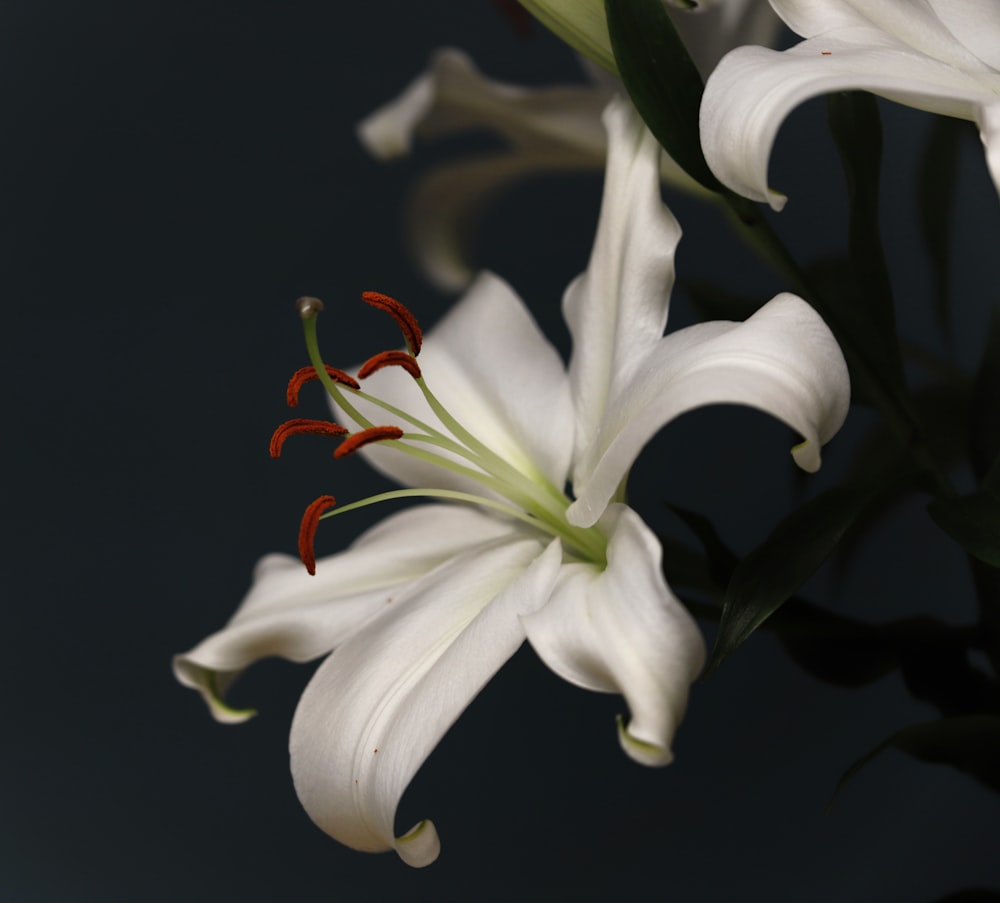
[605,0,722,193]
[971,311,1000,482]
[832,381,969,575]
[928,485,1000,567]
[658,536,723,601]
[772,604,899,688]
[917,116,969,338]
[663,502,738,589]
[706,479,880,674]
[835,715,1000,800]
[931,891,1000,903]
[825,93,911,414]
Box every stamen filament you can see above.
[318,487,604,560]
[414,375,572,515]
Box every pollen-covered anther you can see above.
[334,426,404,459]
[286,365,360,407]
[362,291,423,356]
[357,350,422,380]
[298,495,337,575]
[270,419,350,458]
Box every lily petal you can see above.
[523,505,705,766]
[564,96,683,473]
[289,536,563,866]
[771,0,1000,70]
[340,270,575,495]
[669,0,784,78]
[701,24,1000,208]
[173,504,517,723]
[569,293,850,527]
[358,49,701,289]
[396,150,603,293]
[358,48,611,163]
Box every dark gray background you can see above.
[4,2,998,900]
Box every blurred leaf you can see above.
[833,382,969,576]
[659,535,723,601]
[931,891,1000,903]
[835,715,1000,799]
[928,450,1000,567]
[773,606,898,687]
[917,116,968,338]
[605,0,722,192]
[898,634,1000,717]
[706,479,880,674]
[970,311,1000,482]
[825,93,910,413]
[928,490,1000,567]
[663,502,738,588]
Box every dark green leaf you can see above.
[835,715,1000,800]
[658,536,723,600]
[663,502,738,588]
[605,0,722,192]
[825,93,910,411]
[774,609,898,687]
[706,479,880,674]
[917,115,969,337]
[832,382,969,576]
[928,485,1000,567]
[971,311,1000,482]
[931,891,1000,903]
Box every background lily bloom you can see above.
[359,3,781,290]
[516,0,781,75]
[174,98,849,867]
[700,0,1000,209]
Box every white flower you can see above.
[174,98,850,867]
[358,4,782,290]
[700,0,1000,209]
[516,0,781,75]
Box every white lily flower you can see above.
[175,98,850,867]
[700,0,1000,209]
[359,4,782,291]
[516,0,781,75]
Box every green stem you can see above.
[723,193,954,498]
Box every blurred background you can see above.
[4,2,999,900]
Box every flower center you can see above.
[272,293,607,574]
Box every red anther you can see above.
[298,495,336,575]
[362,291,423,356]
[287,365,360,407]
[357,350,422,380]
[270,419,349,458]
[334,426,404,459]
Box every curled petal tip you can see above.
[617,716,674,767]
[395,819,441,868]
[791,439,821,473]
